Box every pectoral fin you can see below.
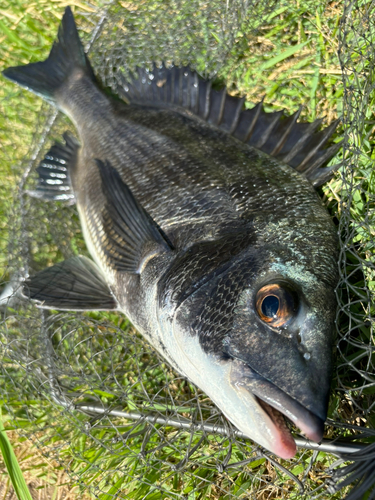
[24,256,117,311]
[97,160,174,273]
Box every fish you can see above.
[3,6,341,459]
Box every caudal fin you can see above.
[2,6,96,102]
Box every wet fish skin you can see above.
[3,7,339,459]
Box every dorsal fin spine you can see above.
[178,67,183,106]
[282,119,323,164]
[185,68,191,108]
[192,72,199,114]
[176,67,181,106]
[270,107,302,156]
[310,160,343,187]
[172,69,178,104]
[217,88,227,125]
[229,97,246,134]
[253,110,283,149]
[244,101,263,142]
[296,120,340,174]
[203,80,212,120]
[305,141,343,179]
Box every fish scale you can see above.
[114,107,324,223]
[84,115,233,233]
[3,6,340,460]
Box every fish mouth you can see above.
[229,358,325,459]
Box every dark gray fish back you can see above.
[77,101,330,254]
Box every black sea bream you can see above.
[3,7,341,459]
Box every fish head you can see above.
[160,218,338,458]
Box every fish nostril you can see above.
[297,333,302,344]
[221,351,232,361]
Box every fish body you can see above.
[3,7,340,459]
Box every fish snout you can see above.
[229,357,326,444]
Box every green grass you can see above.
[0,0,374,499]
[0,407,33,500]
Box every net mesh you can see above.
[0,0,374,498]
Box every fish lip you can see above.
[229,358,325,447]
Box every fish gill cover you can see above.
[0,0,374,499]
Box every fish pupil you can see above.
[262,295,279,318]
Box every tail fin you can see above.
[2,6,96,102]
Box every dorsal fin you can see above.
[118,65,342,187]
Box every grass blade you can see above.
[260,42,308,70]
[0,407,33,500]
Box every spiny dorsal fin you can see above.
[118,65,342,187]
[24,256,117,311]
[97,160,174,274]
[27,131,78,204]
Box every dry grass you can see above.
[0,431,92,500]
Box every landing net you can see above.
[0,1,374,498]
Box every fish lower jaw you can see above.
[229,358,325,457]
[254,394,325,459]
[255,397,297,459]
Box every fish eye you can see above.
[255,283,298,327]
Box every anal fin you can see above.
[24,256,117,311]
[27,131,79,204]
[97,160,174,274]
